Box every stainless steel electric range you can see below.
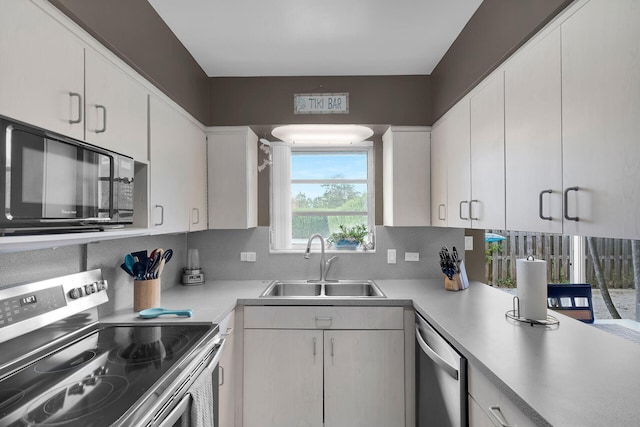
[0,270,223,427]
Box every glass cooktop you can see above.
[0,324,211,426]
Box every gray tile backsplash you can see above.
[187,226,464,281]
[0,226,462,315]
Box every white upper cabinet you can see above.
[504,27,563,234]
[430,120,448,227]
[0,0,84,139]
[207,127,258,229]
[561,0,640,239]
[469,72,506,230]
[85,49,148,160]
[186,124,208,232]
[444,101,472,229]
[149,95,191,234]
[383,127,431,226]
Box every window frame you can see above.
[270,141,375,252]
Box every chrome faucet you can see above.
[304,234,338,282]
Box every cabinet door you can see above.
[445,101,472,228]
[383,128,431,226]
[85,49,147,160]
[186,125,208,232]
[468,395,498,427]
[324,330,405,427]
[149,95,190,234]
[207,128,258,229]
[504,27,563,233]
[470,73,505,230]
[243,329,323,427]
[431,120,448,227]
[561,0,640,238]
[0,0,84,139]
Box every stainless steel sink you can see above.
[260,280,386,298]
[262,282,322,297]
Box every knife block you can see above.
[134,278,161,311]
[443,260,470,292]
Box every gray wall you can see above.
[430,0,572,121]
[48,0,571,127]
[187,226,464,281]
[0,234,187,316]
[210,75,431,126]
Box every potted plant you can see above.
[327,224,368,250]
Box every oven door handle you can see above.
[205,336,227,371]
[157,393,192,427]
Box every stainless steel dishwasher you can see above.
[416,312,468,427]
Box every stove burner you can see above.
[34,350,98,374]
[109,327,191,367]
[21,375,128,426]
[0,389,25,412]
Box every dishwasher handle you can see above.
[415,325,459,380]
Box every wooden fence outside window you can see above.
[485,231,635,288]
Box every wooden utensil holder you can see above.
[134,278,161,311]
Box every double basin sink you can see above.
[260,280,386,298]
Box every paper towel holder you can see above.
[506,295,560,327]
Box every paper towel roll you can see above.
[516,257,547,320]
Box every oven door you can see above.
[154,338,224,427]
[4,122,114,226]
[157,367,220,427]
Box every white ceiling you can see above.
[147,0,483,77]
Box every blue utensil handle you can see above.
[162,309,192,317]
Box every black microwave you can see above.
[0,115,134,235]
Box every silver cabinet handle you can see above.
[438,204,446,221]
[219,365,225,386]
[192,208,200,224]
[95,105,107,133]
[415,325,459,380]
[154,204,164,226]
[564,186,580,221]
[489,406,517,427]
[469,199,479,221]
[459,201,469,220]
[539,189,553,220]
[313,337,317,356]
[69,92,82,124]
[330,337,335,358]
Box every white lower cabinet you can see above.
[243,329,324,427]
[468,363,536,427]
[324,330,405,427]
[242,306,405,427]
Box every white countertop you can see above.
[103,278,640,426]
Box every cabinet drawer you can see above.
[244,306,404,330]
[468,363,537,427]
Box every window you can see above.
[271,142,374,250]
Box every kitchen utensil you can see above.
[161,249,173,263]
[124,254,136,273]
[132,262,146,280]
[138,307,193,319]
[154,258,166,279]
[120,262,134,277]
[146,255,161,279]
[132,250,148,264]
